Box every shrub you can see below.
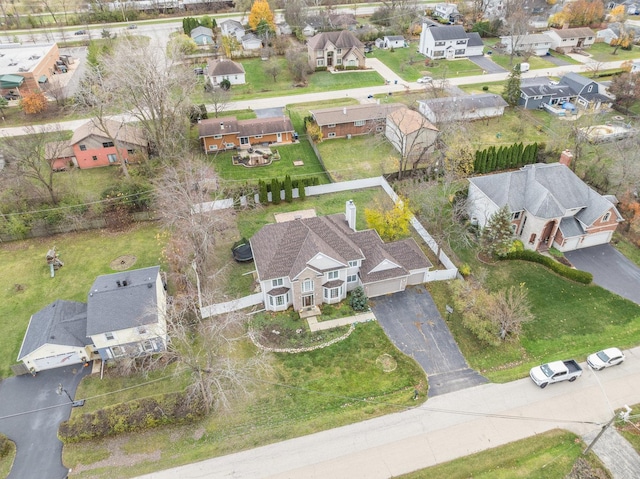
[0,433,12,457]
[350,286,368,311]
[482,85,489,91]
[58,392,203,443]
[258,180,268,204]
[459,263,471,277]
[270,178,281,204]
[284,175,293,203]
[501,250,593,284]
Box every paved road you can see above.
[0,364,90,479]
[135,346,640,479]
[565,244,640,305]
[371,285,487,396]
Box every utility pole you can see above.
[583,413,619,455]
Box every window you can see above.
[302,279,314,293]
[327,270,339,280]
[272,278,284,287]
[602,212,611,222]
[533,96,542,100]
[434,50,444,57]
[225,143,235,148]
[323,286,341,299]
[107,154,117,163]
[456,40,466,44]
[213,134,223,139]
[529,233,537,244]
[511,224,517,233]
[254,134,263,139]
[354,120,365,127]
[209,145,218,151]
[455,49,465,55]
[127,149,134,154]
[110,346,125,357]
[328,132,336,138]
[512,211,521,220]
[276,295,285,306]
[142,340,154,352]
[102,141,114,148]
[317,59,324,67]
[92,155,98,161]
[347,274,357,283]
[336,48,342,54]
[327,123,336,128]
[105,332,115,341]
[336,59,342,65]
[79,144,87,151]
[348,260,359,267]
[435,41,445,46]
[587,85,593,93]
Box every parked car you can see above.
[417,76,433,84]
[587,347,625,370]
[3,91,19,100]
[74,30,86,35]
[529,359,583,388]
[194,67,204,75]
[127,24,137,29]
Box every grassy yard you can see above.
[488,51,561,71]
[586,42,640,63]
[0,223,163,378]
[55,165,122,199]
[64,322,427,478]
[617,403,640,453]
[317,134,400,182]
[398,429,609,479]
[427,258,640,383]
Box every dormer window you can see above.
[348,260,359,267]
[602,212,610,222]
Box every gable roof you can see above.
[468,163,621,225]
[250,212,431,285]
[70,119,147,148]
[190,26,213,38]
[198,117,240,137]
[310,103,403,126]
[207,59,245,76]
[45,140,74,160]
[18,300,90,360]
[466,32,484,47]
[426,25,468,41]
[418,94,508,113]
[307,30,364,50]
[198,116,293,138]
[385,35,405,41]
[548,27,595,38]
[500,33,552,45]
[221,19,243,31]
[387,107,438,134]
[86,266,161,336]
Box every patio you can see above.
[232,146,281,167]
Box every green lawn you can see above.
[0,435,15,479]
[317,134,400,182]
[0,223,163,378]
[398,429,609,479]
[487,50,560,71]
[63,322,427,478]
[617,403,640,453]
[586,42,640,62]
[55,166,122,199]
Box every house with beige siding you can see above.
[544,28,595,53]
[198,116,295,153]
[309,103,403,139]
[385,107,439,160]
[250,201,432,312]
[307,30,365,69]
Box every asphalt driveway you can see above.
[565,244,640,305]
[370,285,487,397]
[0,364,90,479]
[467,55,506,74]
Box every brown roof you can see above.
[206,59,245,76]
[44,140,73,160]
[307,30,364,51]
[198,116,293,138]
[387,107,438,134]
[70,119,147,148]
[310,103,404,126]
[549,27,595,38]
[250,211,432,285]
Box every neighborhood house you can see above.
[544,28,595,53]
[307,30,366,69]
[498,33,553,56]
[309,103,403,139]
[418,25,484,59]
[250,201,432,312]
[198,116,295,152]
[418,94,508,123]
[518,73,613,111]
[18,266,167,373]
[385,107,439,159]
[206,58,246,85]
[467,162,623,252]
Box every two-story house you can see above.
[544,28,595,53]
[220,19,245,42]
[418,25,484,59]
[467,162,623,252]
[198,116,295,153]
[432,3,461,23]
[518,73,613,111]
[307,30,366,69]
[17,266,167,373]
[309,103,403,139]
[250,201,432,311]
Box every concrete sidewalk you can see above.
[135,347,640,479]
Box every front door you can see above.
[327,51,333,67]
[277,132,282,142]
[302,294,314,307]
[538,220,556,250]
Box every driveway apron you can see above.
[467,55,506,74]
[0,364,90,479]
[564,244,640,305]
[370,285,487,396]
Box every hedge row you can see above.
[474,142,538,174]
[0,434,12,458]
[58,392,203,443]
[501,250,593,284]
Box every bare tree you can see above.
[42,73,67,106]
[205,85,231,118]
[3,125,69,205]
[501,0,530,66]
[585,60,605,79]
[491,285,535,340]
[264,59,279,82]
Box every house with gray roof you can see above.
[250,201,432,311]
[307,30,365,69]
[220,19,245,42]
[418,25,484,59]
[518,73,612,111]
[417,94,508,123]
[432,3,461,23]
[468,162,623,252]
[206,59,245,85]
[544,27,596,53]
[18,266,167,373]
[499,33,553,56]
[310,103,404,139]
[190,25,214,45]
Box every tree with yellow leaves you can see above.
[248,0,275,32]
[609,4,626,23]
[20,91,47,115]
[364,196,412,242]
[549,0,604,27]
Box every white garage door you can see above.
[365,278,405,298]
[34,352,84,371]
[407,271,426,286]
[578,231,612,249]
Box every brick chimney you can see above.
[559,149,573,167]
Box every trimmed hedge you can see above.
[58,392,203,443]
[0,433,12,457]
[501,250,593,284]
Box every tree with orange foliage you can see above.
[20,91,48,115]
[619,192,640,237]
[549,0,604,27]
[248,0,275,31]
[609,5,626,23]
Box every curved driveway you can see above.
[370,285,487,396]
[0,364,89,479]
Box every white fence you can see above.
[198,176,458,317]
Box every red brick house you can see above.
[47,119,148,170]
[309,103,403,139]
[198,116,295,153]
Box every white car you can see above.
[587,347,625,370]
[417,76,433,84]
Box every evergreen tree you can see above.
[284,175,293,203]
[482,205,516,258]
[258,180,268,204]
[298,180,306,201]
[270,178,281,204]
[474,150,480,173]
[502,63,522,107]
[531,142,538,164]
[350,286,368,312]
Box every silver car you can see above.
[587,347,625,370]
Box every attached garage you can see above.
[578,231,613,249]
[364,277,407,298]
[407,270,427,286]
[33,351,85,371]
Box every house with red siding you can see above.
[309,103,403,139]
[198,116,295,153]
[46,119,148,169]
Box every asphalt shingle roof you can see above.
[207,59,245,76]
[70,119,147,148]
[310,103,403,126]
[427,25,468,41]
[307,30,364,50]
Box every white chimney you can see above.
[220,122,224,130]
[346,200,356,231]
[343,107,347,115]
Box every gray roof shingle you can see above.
[307,30,364,50]
[427,25,468,41]
[310,103,403,126]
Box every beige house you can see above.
[307,30,365,69]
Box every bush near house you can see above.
[501,250,593,284]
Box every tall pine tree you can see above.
[502,63,522,107]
